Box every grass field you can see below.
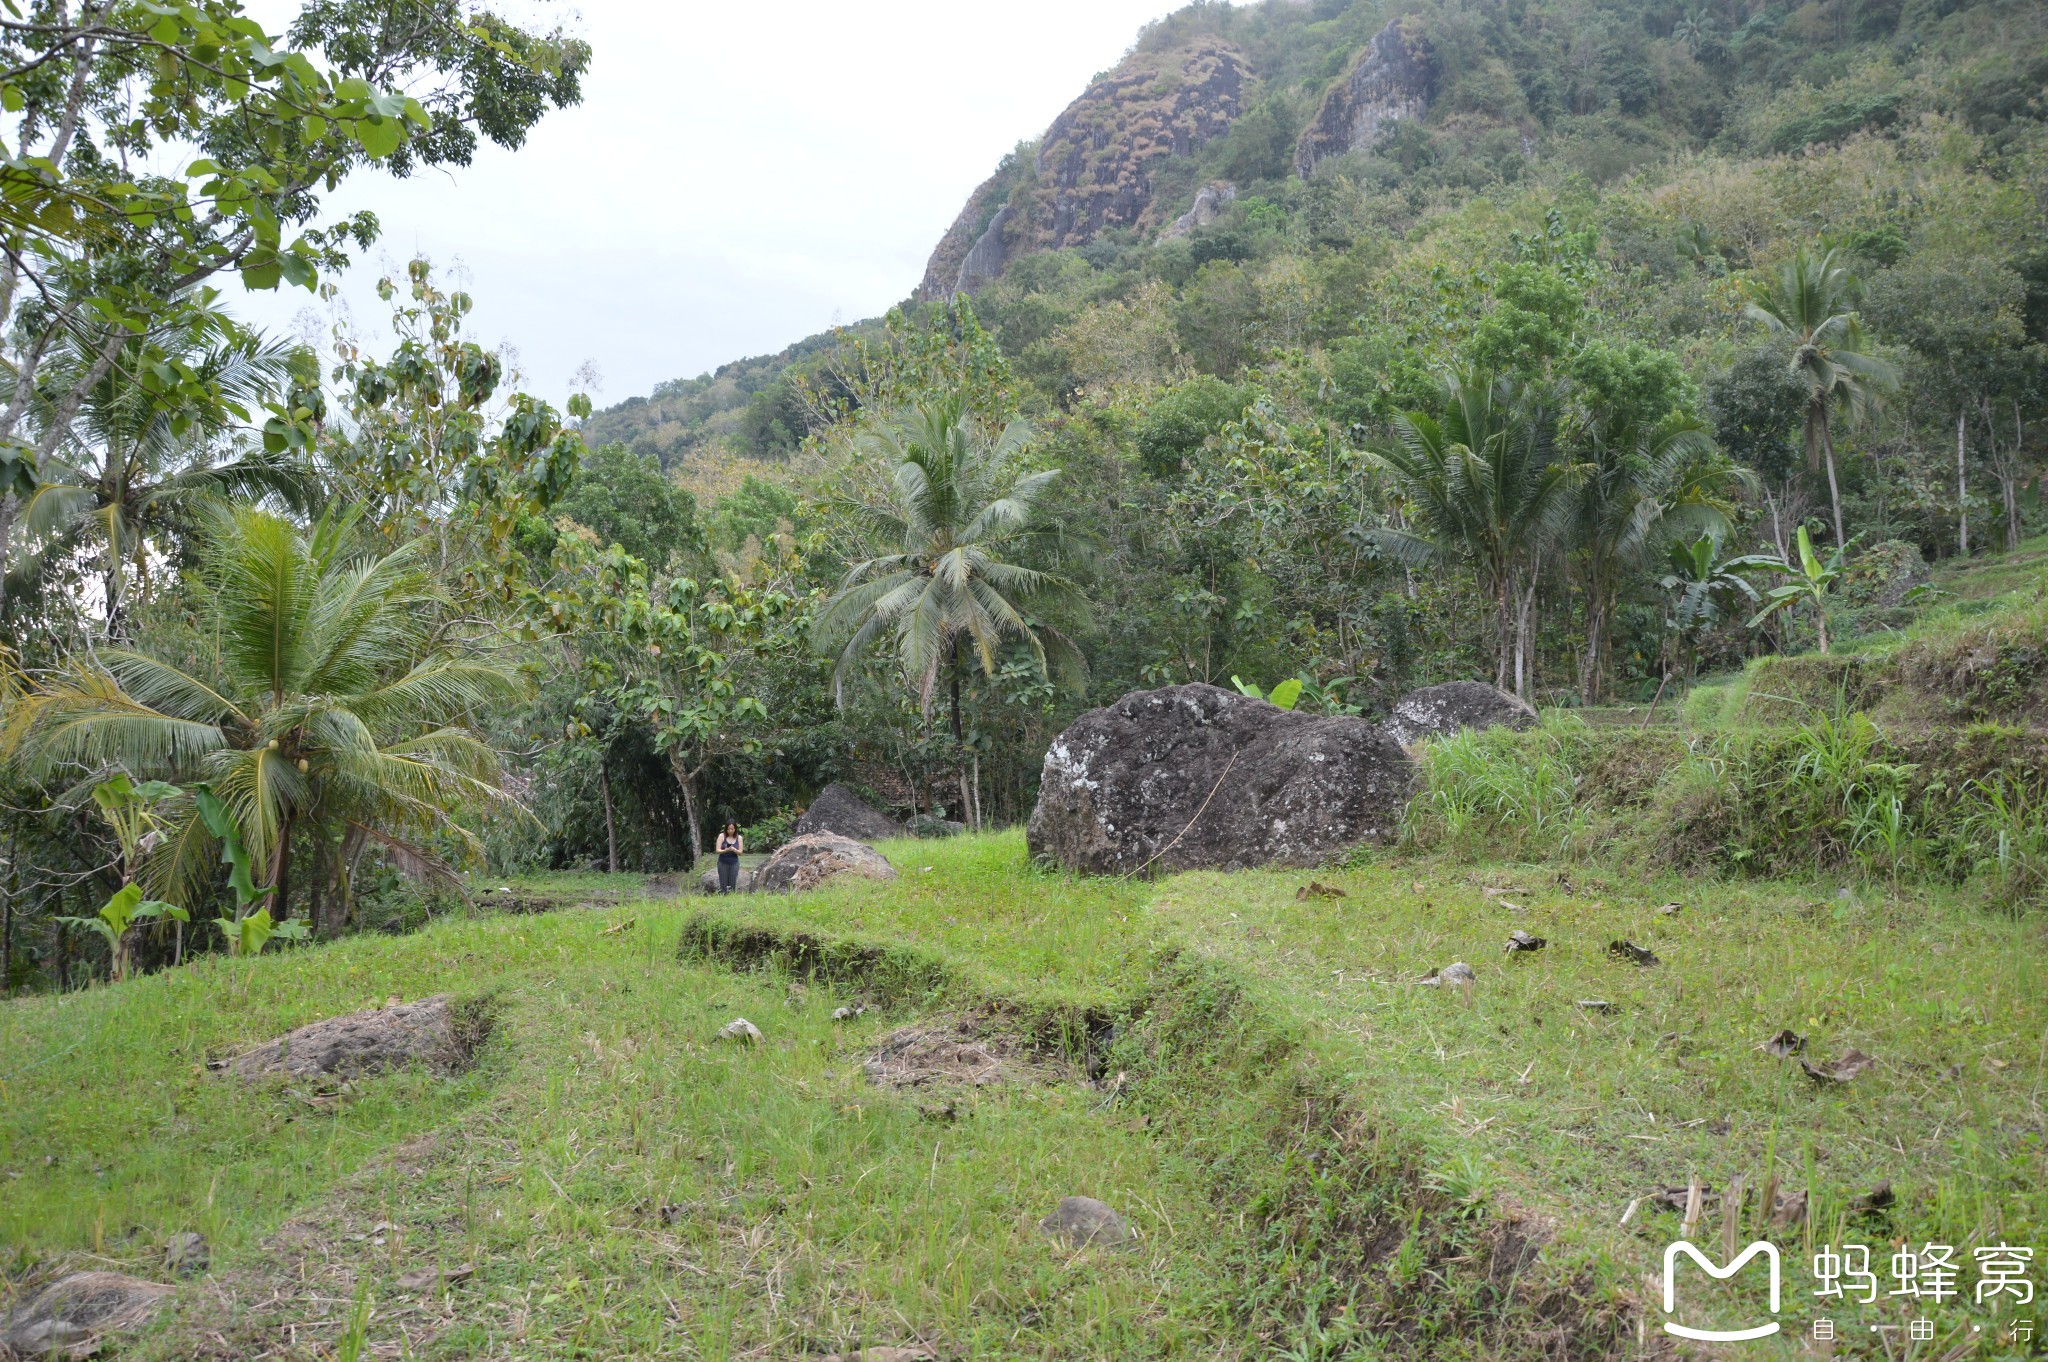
[5,829,2043,1359]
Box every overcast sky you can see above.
[231,0,1182,408]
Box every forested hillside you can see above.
[559,0,2048,856]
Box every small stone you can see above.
[163,1230,208,1277]
[1576,999,1618,1014]
[717,1018,763,1044]
[831,1005,867,1022]
[1656,902,1683,915]
[1038,1195,1132,1248]
[1420,961,1475,986]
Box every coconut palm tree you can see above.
[1743,248,1899,550]
[1570,412,1746,701]
[9,303,311,636]
[4,506,519,933]
[1359,371,1586,697]
[814,394,1088,815]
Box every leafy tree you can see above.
[708,475,800,555]
[6,506,519,932]
[1360,371,1586,696]
[323,259,588,609]
[1865,257,2031,556]
[13,301,308,635]
[1133,376,1257,479]
[814,394,1089,817]
[0,1,587,599]
[554,443,700,572]
[1742,248,1899,548]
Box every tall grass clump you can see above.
[1405,717,1588,860]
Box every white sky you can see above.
[231,0,1184,408]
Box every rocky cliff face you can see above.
[919,40,1249,298]
[1294,18,1436,178]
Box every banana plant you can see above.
[1730,525,1850,655]
[193,786,307,957]
[56,883,187,983]
[1231,675,1304,710]
[60,774,188,978]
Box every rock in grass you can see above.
[795,783,902,843]
[906,813,965,839]
[1027,683,1412,875]
[820,1348,936,1362]
[223,995,486,1079]
[163,1230,208,1277]
[1420,961,1476,986]
[0,1272,175,1358]
[1038,1195,1132,1248]
[717,1018,763,1044]
[1382,680,1537,747]
[749,833,897,894]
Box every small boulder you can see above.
[1038,1195,1132,1248]
[1382,681,1537,747]
[749,833,897,894]
[905,814,965,839]
[795,784,902,843]
[0,1272,175,1358]
[224,995,482,1079]
[717,1018,763,1044]
[163,1231,209,1277]
[1027,683,1412,875]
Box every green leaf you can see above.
[1267,677,1304,711]
[354,116,404,159]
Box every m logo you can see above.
[1663,1240,1783,1341]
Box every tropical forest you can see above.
[3,0,2047,1356]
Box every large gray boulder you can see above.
[1026,683,1413,876]
[794,783,902,843]
[750,832,898,894]
[1382,681,1537,747]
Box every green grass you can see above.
[5,831,2044,1358]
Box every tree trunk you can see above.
[671,754,702,868]
[2,846,13,995]
[950,641,972,827]
[599,758,618,874]
[1819,410,1847,550]
[1492,577,1514,691]
[271,821,294,922]
[1512,578,1536,700]
[1580,588,1605,706]
[1957,407,1969,558]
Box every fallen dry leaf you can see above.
[1757,1029,1807,1058]
[1607,939,1660,967]
[1800,1049,1875,1085]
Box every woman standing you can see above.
[715,822,744,893]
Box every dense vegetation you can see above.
[3,0,2047,988]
